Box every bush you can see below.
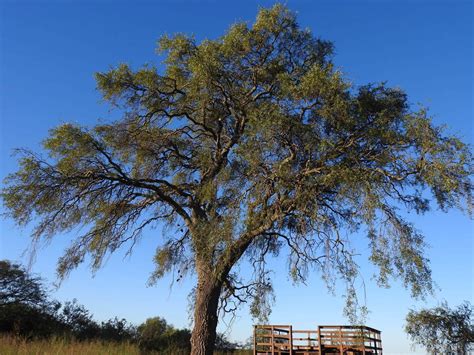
[137,316,191,353]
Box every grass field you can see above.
[0,335,252,355]
[0,335,142,355]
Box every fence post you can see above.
[271,326,275,355]
[362,326,366,355]
[339,326,343,355]
[289,325,293,355]
[253,325,257,355]
[318,326,322,354]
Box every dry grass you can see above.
[0,335,140,355]
[0,335,253,354]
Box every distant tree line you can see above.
[0,260,245,353]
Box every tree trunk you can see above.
[190,273,222,355]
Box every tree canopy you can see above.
[1,4,472,354]
[406,302,474,354]
[0,260,48,308]
[0,260,60,338]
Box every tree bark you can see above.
[190,273,222,355]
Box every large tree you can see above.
[1,4,472,354]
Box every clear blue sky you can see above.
[0,1,472,354]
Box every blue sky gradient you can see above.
[1,1,472,354]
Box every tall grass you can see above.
[0,335,140,355]
[0,335,252,354]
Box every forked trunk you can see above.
[190,275,222,355]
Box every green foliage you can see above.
[406,302,474,354]
[137,316,191,353]
[59,299,101,340]
[1,2,472,332]
[0,260,63,338]
[0,260,136,341]
[0,260,246,352]
[214,332,242,352]
[0,260,48,307]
